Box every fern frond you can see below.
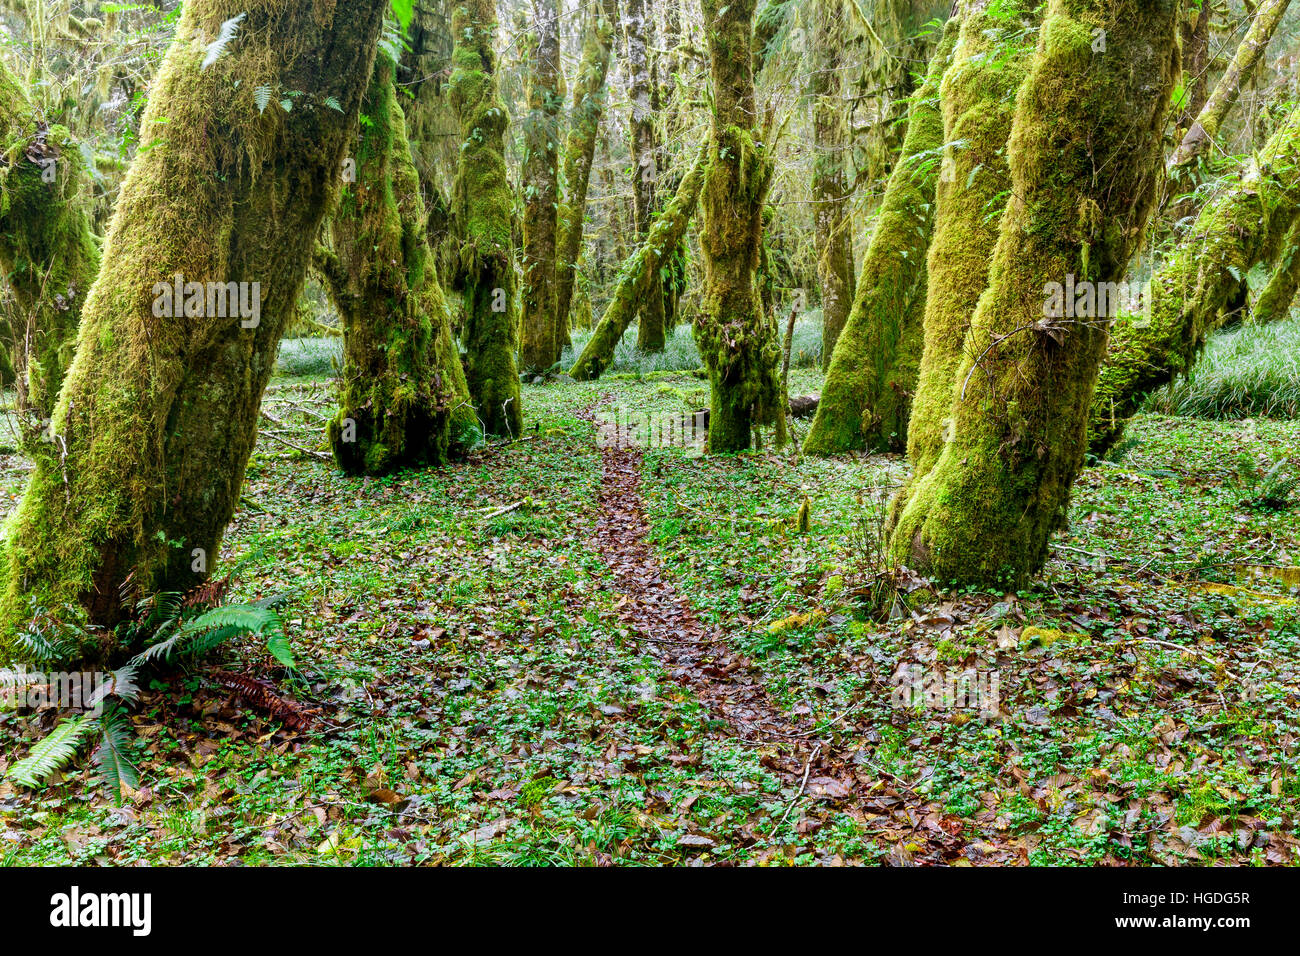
[202,13,246,70]
[93,704,140,802]
[7,715,98,788]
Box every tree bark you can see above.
[449,0,523,436]
[0,59,100,424]
[694,0,785,453]
[801,21,958,456]
[904,1,1031,480]
[569,146,707,381]
[317,55,476,476]
[0,0,389,652]
[1090,102,1300,454]
[888,0,1180,590]
[519,0,563,371]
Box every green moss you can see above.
[0,0,390,659]
[449,0,522,436]
[887,0,1180,590]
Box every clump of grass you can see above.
[276,337,341,378]
[1144,315,1300,420]
[562,315,825,378]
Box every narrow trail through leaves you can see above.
[583,406,967,863]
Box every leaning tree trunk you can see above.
[904,1,1031,480]
[449,0,523,437]
[694,0,784,453]
[554,0,617,341]
[809,0,855,367]
[569,146,707,381]
[1089,102,1300,454]
[0,0,389,653]
[316,55,476,476]
[624,0,666,354]
[519,0,563,372]
[1168,0,1292,172]
[801,21,958,456]
[888,0,1180,590]
[1253,216,1300,326]
[0,59,100,425]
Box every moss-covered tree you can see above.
[554,0,617,339]
[624,0,667,353]
[694,0,785,452]
[449,0,523,436]
[316,54,476,476]
[801,21,957,456]
[569,146,707,380]
[1253,216,1300,326]
[1089,102,1300,454]
[519,0,562,372]
[905,1,1031,480]
[0,0,390,653]
[888,0,1180,589]
[808,0,855,366]
[0,59,100,424]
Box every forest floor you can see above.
[2,366,1299,865]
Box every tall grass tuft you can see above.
[1143,314,1300,420]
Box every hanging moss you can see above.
[449,0,523,436]
[317,55,476,476]
[519,0,562,372]
[569,146,707,381]
[801,21,957,456]
[554,0,616,339]
[888,0,1180,590]
[0,59,100,425]
[904,3,1032,481]
[1089,102,1300,455]
[0,0,391,658]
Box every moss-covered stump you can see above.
[449,0,523,437]
[1089,102,1300,455]
[317,56,475,477]
[0,0,389,655]
[569,147,706,381]
[0,60,100,424]
[800,21,957,456]
[904,2,1031,480]
[888,0,1180,590]
[554,0,616,338]
[694,0,784,453]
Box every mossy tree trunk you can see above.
[694,0,784,453]
[888,0,1180,590]
[1168,0,1292,172]
[449,0,523,437]
[624,0,666,354]
[0,0,389,651]
[1253,217,1300,326]
[1089,102,1300,454]
[519,0,563,372]
[0,59,100,425]
[801,22,958,456]
[569,146,707,380]
[316,55,476,477]
[904,1,1031,480]
[809,0,855,367]
[554,0,616,342]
